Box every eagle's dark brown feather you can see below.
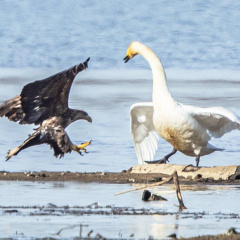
[20,58,90,125]
[1,58,92,160]
[0,95,26,123]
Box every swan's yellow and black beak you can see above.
[124,55,130,63]
[124,48,134,63]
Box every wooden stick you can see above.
[173,170,187,212]
[114,175,173,196]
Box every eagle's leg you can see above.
[6,130,40,161]
[74,140,92,155]
[145,148,177,164]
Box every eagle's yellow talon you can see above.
[76,140,92,155]
[78,140,92,149]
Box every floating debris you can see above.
[142,190,167,202]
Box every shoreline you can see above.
[0,169,240,185]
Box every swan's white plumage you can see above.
[130,102,159,164]
[126,41,240,165]
[186,105,240,138]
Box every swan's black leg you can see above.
[195,155,200,167]
[145,148,177,164]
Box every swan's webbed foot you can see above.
[144,149,177,164]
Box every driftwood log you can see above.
[172,171,187,212]
[115,170,186,212]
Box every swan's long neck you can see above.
[137,44,175,110]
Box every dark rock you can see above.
[150,194,167,201]
[142,190,151,201]
[4,209,18,213]
[150,177,162,182]
[167,233,177,238]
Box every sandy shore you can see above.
[182,233,240,240]
[0,169,240,185]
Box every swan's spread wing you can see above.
[130,102,159,164]
[185,105,240,138]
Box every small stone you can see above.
[151,177,162,182]
[167,233,177,239]
[142,190,151,201]
[129,178,135,182]
[150,194,167,201]
[226,227,238,235]
[194,174,202,180]
[4,210,18,213]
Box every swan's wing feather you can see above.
[184,105,240,138]
[130,102,159,164]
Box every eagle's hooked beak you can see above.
[86,115,92,123]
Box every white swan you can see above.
[124,41,240,166]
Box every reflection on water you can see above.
[0,181,239,238]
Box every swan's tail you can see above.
[202,143,224,156]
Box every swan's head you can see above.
[124,41,141,63]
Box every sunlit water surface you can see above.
[0,181,240,239]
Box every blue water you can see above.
[0,181,240,239]
[0,1,240,70]
[0,1,240,172]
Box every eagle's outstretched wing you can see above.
[0,58,90,125]
[0,95,25,123]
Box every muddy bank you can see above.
[13,234,240,240]
[0,169,240,184]
[181,233,240,240]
